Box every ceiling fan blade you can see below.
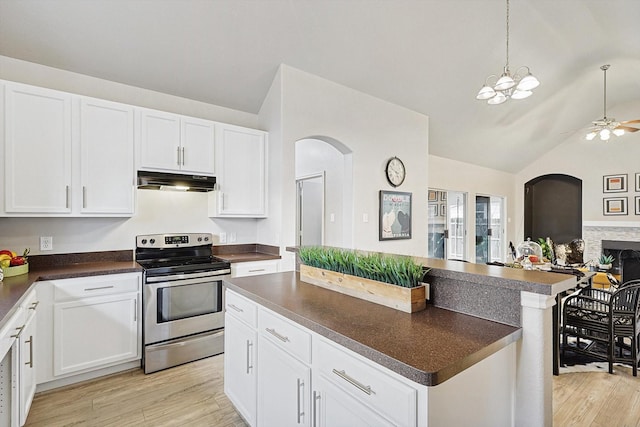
[620,119,640,125]
[615,125,640,133]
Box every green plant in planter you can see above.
[298,246,426,288]
[598,254,614,265]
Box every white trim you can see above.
[583,221,640,228]
[520,291,556,309]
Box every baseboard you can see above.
[35,360,141,393]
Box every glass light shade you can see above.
[585,131,597,141]
[613,128,625,136]
[494,73,516,91]
[476,85,496,100]
[511,89,532,100]
[516,74,540,91]
[600,129,611,140]
[487,92,507,105]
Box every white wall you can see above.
[428,155,517,261]
[260,65,430,257]
[0,55,262,255]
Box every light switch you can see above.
[363,213,369,223]
[330,213,335,222]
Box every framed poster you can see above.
[379,190,412,240]
[603,174,627,193]
[603,197,627,215]
[440,191,447,201]
[440,203,446,217]
[428,203,438,217]
[428,190,437,202]
[636,196,640,215]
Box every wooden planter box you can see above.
[299,264,428,313]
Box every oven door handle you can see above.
[145,269,231,283]
[144,275,229,290]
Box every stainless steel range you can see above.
[135,233,231,374]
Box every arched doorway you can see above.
[524,174,582,243]
[295,137,353,248]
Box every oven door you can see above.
[144,276,226,345]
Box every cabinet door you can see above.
[53,292,139,376]
[313,375,394,427]
[139,109,181,172]
[19,309,37,426]
[4,83,72,213]
[181,117,215,175]
[224,315,257,427]
[214,124,267,217]
[257,336,311,427]
[79,97,135,214]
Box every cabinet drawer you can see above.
[225,289,257,328]
[0,306,23,360]
[315,337,417,427]
[52,273,141,301]
[21,289,39,323]
[231,260,278,278]
[258,308,311,364]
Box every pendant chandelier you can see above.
[476,0,540,105]
[585,64,640,141]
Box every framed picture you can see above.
[636,196,640,215]
[603,197,627,215]
[440,203,446,217]
[428,203,438,217]
[603,174,627,193]
[379,190,412,240]
[440,191,447,201]
[428,190,437,202]
[636,173,640,192]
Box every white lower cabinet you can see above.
[224,314,257,427]
[18,291,38,426]
[36,273,142,385]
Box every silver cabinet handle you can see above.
[312,391,320,427]
[134,298,137,322]
[246,340,253,374]
[25,335,34,368]
[11,325,24,338]
[29,301,40,310]
[177,146,181,166]
[227,303,244,313]
[297,378,304,424]
[265,327,290,343]
[248,269,266,273]
[82,186,87,208]
[332,369,375,395]
[84,285,114,291]
[65,185,70,208]
[181,147,185,165]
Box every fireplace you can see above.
[602,240,640,282]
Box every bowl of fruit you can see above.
[0,248,30,278]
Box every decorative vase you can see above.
[299,264,428,313]
[598,263,612,271]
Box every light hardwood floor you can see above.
[26,355,639,427]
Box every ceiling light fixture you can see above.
[585,64,640,141]
[476,0,540,105]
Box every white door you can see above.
[223,315,257,426]
[19,310,36,426]
[445,191,467,261]
[296,175,324,246]
[181,117,216,175]
[79,98,135,214]
[257,336,311,427]
[4,83,72,213]
[53,293,139,376]
[139,109,181,172]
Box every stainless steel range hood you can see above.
[137,171,216,192]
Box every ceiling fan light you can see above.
[585,131,597,141]
[511,89,532,100]
[476,85,496,100]
[516,74,540,91]
[613,128,625,136]
[600,129,611,140]
[494,74,516,91]
[487,92,507,105]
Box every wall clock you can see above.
[385,156,406,187]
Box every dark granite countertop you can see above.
[213,243,280,263]
[0,260,142,331]
[224,271,522,386]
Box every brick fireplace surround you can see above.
[583,223,640,281]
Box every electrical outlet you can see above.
[230,232,237,243]
[40,236,53,251]
[219,232,227,244]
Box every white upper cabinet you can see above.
[139,109,215,175]
[4,82,73,213]
[209,123,267,217]
[79,97,135,214]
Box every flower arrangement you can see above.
[298,246,426,288]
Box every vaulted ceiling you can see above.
[1,0,639,173]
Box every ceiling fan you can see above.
[586,64,640,141]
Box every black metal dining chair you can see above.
[562,279,640,376]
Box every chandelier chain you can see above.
[506,0,510,69]
[602,65,607,120]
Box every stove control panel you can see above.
[136,233,213,248]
